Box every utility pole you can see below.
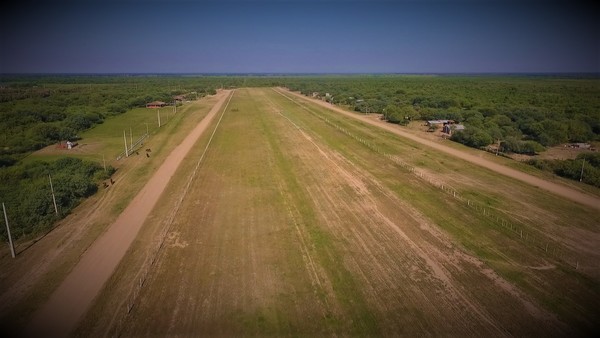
[580,157,586,182]
[3,203,15,258]
[145,123,149,136]
[158,109,161,128]
[496,139,501,156]
[49,174,58,215]
[123,130,129,157]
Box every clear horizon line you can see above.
[2,71,599,76]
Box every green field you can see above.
[1,76,599,335]
[72,88,599,336]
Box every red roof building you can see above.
[146,101,166,108]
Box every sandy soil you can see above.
[22,90,233,337]
[279,88,600,211]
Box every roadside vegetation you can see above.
[528,152,600,188]
[282,75,599,150]
[280,75,600,185]
[0,158,113,240]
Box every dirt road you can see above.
[278,88,600,211]
[24,90,233,337]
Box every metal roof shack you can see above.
[146,101,166,108]
[426,119,455,126]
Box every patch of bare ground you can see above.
[512,143,598,162]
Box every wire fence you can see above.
[108,90,235,337]
[275,90,598,273]
[116,133,149,161]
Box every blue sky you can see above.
[1,0,598,73]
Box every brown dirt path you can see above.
[24,90,233,337]
[278,88,600,211]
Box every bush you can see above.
[501,138,544,155]
[0,158,110,240]
[527,157,600,188]
[451,127,493,148]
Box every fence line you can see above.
[116,133,149,160]
[274,89,594,272]
[109,91,235,337]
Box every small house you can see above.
[570,143,591,149]
[146,101,166,108]
[426,120,455,126]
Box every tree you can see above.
[451,127,493,148]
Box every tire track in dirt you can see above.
[277,110,503,334]
[24,90,233,337]
[277,88,600,211]
[260,92,342,327]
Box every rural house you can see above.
[146,101,166,108]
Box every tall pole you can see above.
[123,130,129,157]
[102,154,107,172]
[3,203,15,258]
[158,109,161,128]
[496,139,500,156]
[129,127,133,147]
[580,158,585,182]
[145,123,149,136]
[49,174,58,215]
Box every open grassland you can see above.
[0,93,226,335]
[78,88,598,336]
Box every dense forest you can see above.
[1,74,599,241]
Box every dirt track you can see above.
[24,90,233,337]
[278,88,600,211]
[72,88,581,336]
[12,88,597,336]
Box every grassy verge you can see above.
[272,88,600,335]
[0,96,219,335]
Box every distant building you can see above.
[426,119,455,126]
[442,124,451,134]
[569,143,591,149]
[146,101,166,108]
